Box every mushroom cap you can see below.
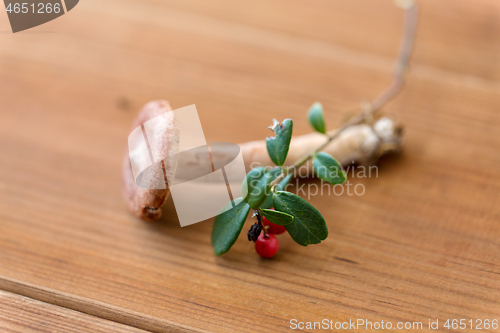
[122,100,179,221]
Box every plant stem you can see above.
[255,209,268,237]
[270,1,418,187]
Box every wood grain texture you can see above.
[0,0,499,332]
[0,290,148,333]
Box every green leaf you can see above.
[312,152,346,185]
[273,191,328,246]
[260,208,294,226]
[211,198,251,256]
[266,119,293,166]
[260,168,292,209]
[307,102,326,134]
[242,167,273,209]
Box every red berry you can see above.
[262,209,286,235]
[255,234,279,258]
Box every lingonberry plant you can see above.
[122,2,416,247]
[210,0,418,257]
[211,103,347,257]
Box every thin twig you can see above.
[271,1,418,187]
[371,1,418,111]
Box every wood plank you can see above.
[137,0,500,81]
[0,290,149,333]
[0,0,498,332]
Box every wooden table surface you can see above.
[0,0,499,332]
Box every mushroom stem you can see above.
[240,116,403,173]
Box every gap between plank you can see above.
[0,277,203,333]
